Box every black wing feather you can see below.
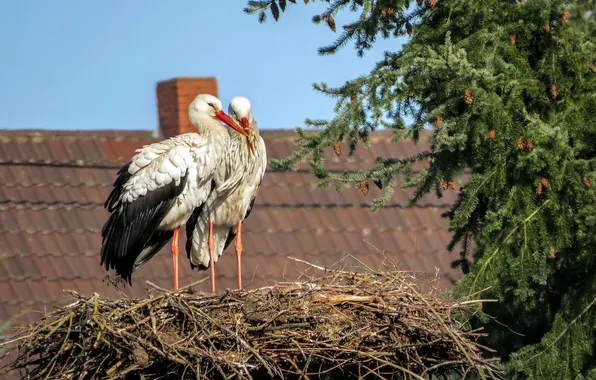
[131,229,174,273]
[100,166,189,285]
[104,162,132,212]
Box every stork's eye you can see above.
[207,102,214,108]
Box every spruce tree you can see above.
[245,0,596,377]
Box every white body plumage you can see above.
[123,132,227,230]
[187,97,267,271]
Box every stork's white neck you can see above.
[191,114,225,136]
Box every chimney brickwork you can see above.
[155,77,219,138]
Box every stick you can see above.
[110,276,209,318]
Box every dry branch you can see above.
[2,263,502,379]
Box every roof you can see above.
[0,129,466,325]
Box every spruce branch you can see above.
[508,292,596,375]
[471,200,552,293]
[450,171,497,228]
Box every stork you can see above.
[100,94,249,290]
[186,96,267,292]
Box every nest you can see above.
[2,259,502,379]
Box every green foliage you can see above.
[246,0,596,377]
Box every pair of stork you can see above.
[100,94,266,292]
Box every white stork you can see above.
[100,94,249,290]
[185,96,267,292]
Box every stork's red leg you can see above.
[171,227,180,290]
[209,219,216,293]
[235,220,243,290]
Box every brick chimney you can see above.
[156,77,219,138]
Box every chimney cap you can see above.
[157,76,218,85]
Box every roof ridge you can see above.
[0,159,124,168]
[0,201,452,211]
[0,128,431,141]
[0,200,104,210]
[2,182,112,188]
[0,228,100,235]
[0,129,155,139]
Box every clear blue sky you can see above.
[0,1,403,131]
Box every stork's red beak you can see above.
[241,117,250,132]
[215,110,249,137]
[241,117,255,154]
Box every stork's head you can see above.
[189,94,249,137]
[228,96,253,131]
[228,96,256,153]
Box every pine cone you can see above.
[270,1,280,21]
[279,0,286,12]
[509,33,516,46]
[441,180,448,191]
[406,22,413,37]
[360,179,369,195]
[304,0,309,4]
[526,140,534,150]
[550,84,558,99]
[548,247,556,262]
[464,88,473,105]
[561,10,569,26]
[332,142,341,156]
[434,117,442,129]
[517,137,525,150]
[584,176,591,189]
[428,0,436,8]
[381,8,395,18]
[536,182,543,195]
[448,180,456,190]
[544,23,551,33]
[488,129,496,140]
[350,95,358,103]
[416,0,423,5]
[540,177,551,190]
[327,15,336,32]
